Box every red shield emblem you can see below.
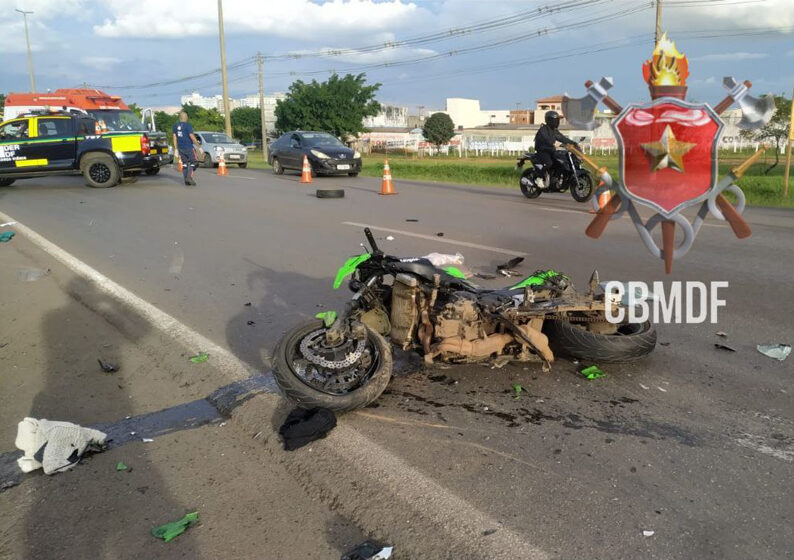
[612,98,723,218]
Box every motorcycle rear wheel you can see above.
[519,170,542,199]
[543,318,656,363]
[273,320,393,412]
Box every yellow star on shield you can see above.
[641,125,696,173]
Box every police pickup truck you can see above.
[0,110,154,188]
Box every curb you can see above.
[0,209,547,560]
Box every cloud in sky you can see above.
[81,56,123,70]
[693,52,770,62]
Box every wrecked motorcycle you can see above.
[273,229,656,411]
[516,145,594,202]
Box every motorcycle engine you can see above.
[435,292,482,341]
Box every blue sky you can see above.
[2,0,793,112]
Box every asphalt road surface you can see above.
[1,165,792,559]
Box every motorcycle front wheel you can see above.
[570,172,594,203]
[273,320,393,412]
[519,169,542,199]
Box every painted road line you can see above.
[342,222,528,257]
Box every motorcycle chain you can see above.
[300,329,367,370]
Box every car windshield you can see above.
[301,133,344,148]
[89,110,144,132]
[201,133,235,144]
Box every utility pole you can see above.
[217,0,232,136]
[257,52,267,161]
[655,0,662,45]
[784,74,794,197]
[16,9,36,92]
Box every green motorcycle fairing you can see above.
[333,253,372,290]
[509,269,567,290]
[443,266,467,279]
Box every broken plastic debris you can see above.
[643,530,655,537]
[0,221,17,227]
[116,462,129,471]
[385,235,395,241]
[189,352,209,363]
[0,231,15,243]
[142,438,154,443]
[580,365,606,380]
[405,218,419,222]
[151,511,199,542]
[244,302,252,307]
[756,344,791,361]
[422,252,464,268]
[247,320,255,326]
[639,383,650,390]
[511,384,523,399]
[714,343,737,352]
[98,359,119,373]
[341,541,393,560]
[315,311,338,327]
[436,232,444,237]
[16,268,50,282]
[496,257,524,271]
[475,272,497,280]
[716,331,728,338]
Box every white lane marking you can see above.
[533,206,586,215]
[342,222,527,257]
[1,208,546,559]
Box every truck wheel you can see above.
[0,178,15,187]
[145,167,161,175]
[81,153,120,188]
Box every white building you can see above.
[444,98,510,129]
[364,105,409,128]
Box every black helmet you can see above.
[545,110,560,129]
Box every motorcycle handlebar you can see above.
[364,227,382,255]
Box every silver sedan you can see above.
[195,131,248,168]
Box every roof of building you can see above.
[535,95,564,103]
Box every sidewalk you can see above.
[0,232,364,560]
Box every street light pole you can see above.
[16,9,36,92]
[655,0,663,45]
[217,0,232,137]
[257,52,267,161]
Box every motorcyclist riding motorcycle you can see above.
[533,110,578,187]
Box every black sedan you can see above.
[268,131,361,177]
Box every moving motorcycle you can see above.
[273,229,656,411]
[516,144,594,202]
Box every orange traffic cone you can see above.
[217,153,228,176]
[589,180,612,214]
[380,159,396,195]
[300,155,313,183]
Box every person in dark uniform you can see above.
[172,111,200,186]
[533,110,577,186]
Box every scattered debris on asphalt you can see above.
[716,331,728,338]
[405,218,418,222]
[640,383,650,390]
[0,221,17,227]
[116,462,129,471]
[244,302,252,307]
[315,311,338,327]
[279,407,337,451]
[97,359,119,373]
[756,344,791,361]
[659,342,671,346]
[496,256,524,271]
[475,272,497,280]
[483,529,498,536]
[16,268,50,282]
[188,352,209,363]
[643,530,655,537]
[580,365,606,380]
[385,235,395,241]
[151,511,199,542]
[142,438,154,443]
[341,541,393,560]
[499,269,522,278]
[511,384,523,399]
[422,252,464,268]
[247,320,255,326]
[657,386,668,393]
[15,418,107,474]
[714,343,737,352]
[436,232,444,237]
[0,231,15,243]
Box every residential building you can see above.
[444,98,510,129]
[534,95,565,126]
[364,105,409,128]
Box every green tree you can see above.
[741,95,791,174]
[0,93,6,110]
[154,110,179,136]
[422,112,455,153]
[127,103,142,119]
[182,103,225,131]
[230,106,261,143]
[274,73,380,138]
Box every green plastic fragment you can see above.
[116,462,128,471]
[443,266,467,279]
[315,311,338,327]
[511,384,523,399]
[151,511,199,542]
[509,269,566,290]
[189,352,209,364]
[580,365,606,380]
[0,231,15,243]
[333,253,372,289]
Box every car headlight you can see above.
[353,151,361,158]
[241,146,247,152]
[310,149,330,159]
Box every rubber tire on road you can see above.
[543,319,657,363]
[0,178,15,187]
[272,320,393,412]
[570,172,594,203]
[348,172,359,177]
[81,152,120,188]
[272,158,284,175]
[316,189,345,199]
[238,162,247,168]
[145,167,160,175]
[519,169,542,199]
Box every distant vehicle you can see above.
[268,131,361,176]
[3,89,173,174]
[0,110,154,188]
[194,131,248,168]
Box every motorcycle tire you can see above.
[543,319,656,363]
[570,172,594,203]
[519,170,542,199]
[273,320,393,412]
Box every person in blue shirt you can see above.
[172,112,200,185]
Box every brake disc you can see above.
[299,329,367,369]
